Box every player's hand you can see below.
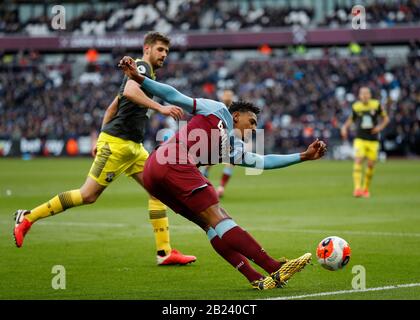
[118,56,135,69]
[159,105,184,121]
[118,56,138,78]
[371,126,381,134]
[340,127,348,140]
[301,139,327,161]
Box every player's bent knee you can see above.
[366,160,375,168]
[219,207,232,220]
[81,193,98,204]
[197,204,229,228]
[80,189,102,204]
[79,177,106,204]
[355,158,363,164]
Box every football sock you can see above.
[207,228,263,282]
[149,198,171,256]
[220,166,233,187]
[25,189,83,223]
[215,219,282,274]
[353,162,362,190]
[363,166,374,191]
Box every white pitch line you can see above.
[264,283,420,300]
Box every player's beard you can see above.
[153,57,165,69]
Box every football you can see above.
[316,236,351,271]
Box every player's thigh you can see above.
[172,203,231,231]
[154,188,215,231]
[164,164,219,215]
[195,203,230,229]
[353,138,367,159]
[125,143,149,177]
[146,183,188,219]
[145,162,219,227]
[131,171,167,211]
[131,171,144,187]
[88,139,133,186]
[365,141,379,162]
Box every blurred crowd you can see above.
[1,0,419,35]
[0,57,117,141]
[1,43,419,156]
[321,0,420,27]
[155,45,420,156]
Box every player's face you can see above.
[146,41,169,69]
[359,88,371,103]
[233,111,257,142]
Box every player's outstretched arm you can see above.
[239,139,327,170]
[123,79,183,120]
[118,56,195,113]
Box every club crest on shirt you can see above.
[105,172,115,183]
[137,65,147,75]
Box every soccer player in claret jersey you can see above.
[13,32,196,266]
[119,56,327,290]
[341,87,390,198]
[200,89,235,198]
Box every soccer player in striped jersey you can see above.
[118,56,327,290]
[13,32,196,266]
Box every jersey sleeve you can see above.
[139,78,233,128]
[141,77,194,111]
[229,135,302,169]
[135,60,152,79]
[378,103,388,117]
[195,99,225,115]
[351,103,358,121]
[229,136,245,165]
[134,61,154,99]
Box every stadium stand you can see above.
[1,43,419,156]
[321,0,420,28]
[0,0,419,158]
[2,0,419,36]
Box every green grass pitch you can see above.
[0,158,419,300]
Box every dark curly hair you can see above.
[228,101,260,115]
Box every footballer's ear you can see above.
[143,45,151,55]
[232,111,240,123]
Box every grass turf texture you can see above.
[0,158,419,300]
